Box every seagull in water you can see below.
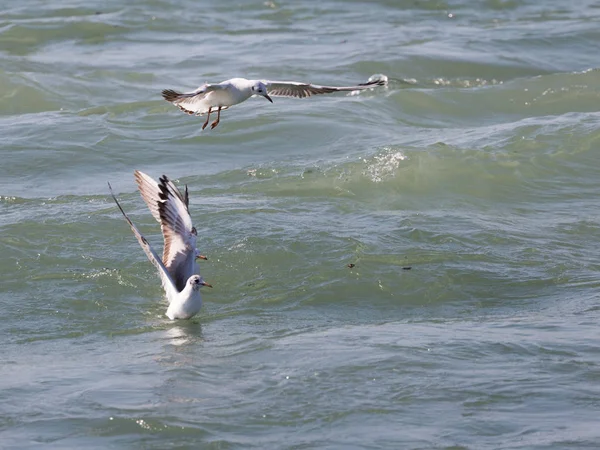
[108,171,212,320]
[162,75,388,130]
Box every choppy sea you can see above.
[2,1,600,448]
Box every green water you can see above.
[1,0,600,448]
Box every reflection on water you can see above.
[163,323,204,348]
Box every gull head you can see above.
[188,274,213,291]
[251,81,273,103]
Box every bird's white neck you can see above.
[166,285,202,320]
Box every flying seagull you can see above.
[108,171,212,320]
[162,75,387,130]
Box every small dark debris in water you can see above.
[95,11,102,14]
[402,266,412,270]
[347,263,355,269]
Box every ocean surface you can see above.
[2,0,600,448]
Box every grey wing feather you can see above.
[264,78,387,98]
[134,170,189,223]
[108,182,178,300]
[156,175,198,292]
[157,174,195,268]
[134,171,195,267]
[134,170,162,223]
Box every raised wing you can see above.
[134,170,188,224]
[162,83,227,115]
[133,171,199,291]
[108,182,178,301]
[134,170,162,223]
[264,78,387,98]
[156,175,198,289]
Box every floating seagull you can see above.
[162,75,388,130]
[108,171,212,320]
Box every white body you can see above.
[195,78,255,113]
[166,277,203,320]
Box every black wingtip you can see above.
[107,181,117,200]
[358,79,388,88]
[184,184,189,209]
[107,182,133,227]
[157,175,170,202]
[162,89,183,102]
[357,74,389,88]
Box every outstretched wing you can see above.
[263,78,387,98]
[134,170,162,223]
[108,182,178,301]
[162,83,228,115]
[156,174,197,270]
[133,171,199,291]
[134,170,188,224]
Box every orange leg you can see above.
[202,107,212,130]
[210,107,222,129]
